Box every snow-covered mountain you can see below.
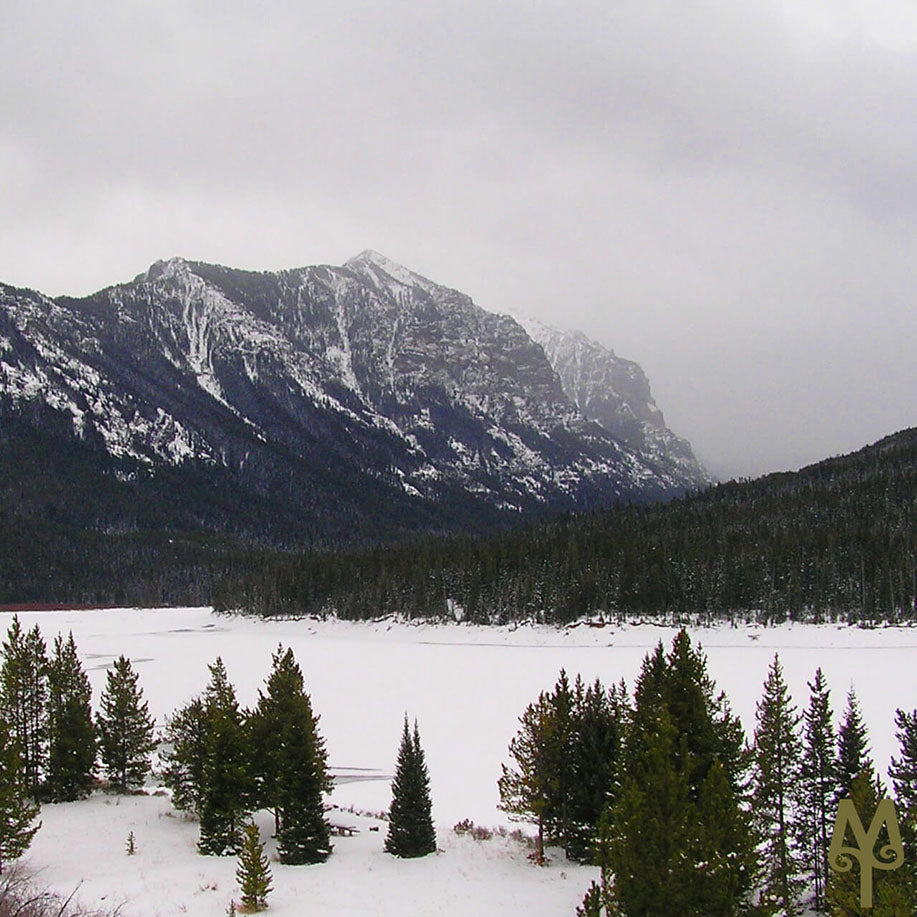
[512,314,712,489]
[0,252,708,547]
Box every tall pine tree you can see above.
[604,631,758,916]
[752,654,805,916]
[0,716,40,874]
[96,655,156,791]
[249,646,332,864]
[385,716,436,858]
[0,618,48,796]
[542,670,576,857]
[564,676,629,863]
[888,708,917,909]
[45,632,95,802]
[836,688,872,803]
[197,658,251,855]
[797,667,838,913]
[161,697,207,815]
[608,707,700,915]
[498,691,559,865]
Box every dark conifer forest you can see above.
[215,428,916,624]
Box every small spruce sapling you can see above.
[236,822,272,913]
[125,830,136,855]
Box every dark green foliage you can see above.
[836,690,872,804]
[0,716,40,874]
[604,631,758,916]
[563,676,629,862]
[236,822,272,912]
[161,697,207,815]
[0,617,48,795]
[385,717,436,858]
[96,655,156,791]
[44,632,95,802]
[0,383,520,608]
[249,646,331,864]
[608,709,698,914]
[751,654,804,916]
[889,709,917,813]
[218,427,917,625]
[577,883,604,917]
[889,708,917,907]
[499,671,628,864]
[197,659,251,855]
[797,668,838,913]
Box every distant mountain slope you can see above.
[0,252,706,603]
[216,428,917,624]
[512,314,710,488]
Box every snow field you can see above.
[7,608,917,916]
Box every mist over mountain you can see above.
[512,313,711,488]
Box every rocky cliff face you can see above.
[513,314,711,490]
[0,252,706,547]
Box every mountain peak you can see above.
[344,250,438,293]
[140,256,192,283]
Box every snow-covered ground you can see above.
[7,607,917,916]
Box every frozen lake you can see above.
[5,607,914,916]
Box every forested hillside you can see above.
[215,428,917,624]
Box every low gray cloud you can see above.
[2,0,914,477]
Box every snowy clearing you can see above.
[6,607,917,916]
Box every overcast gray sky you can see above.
[2,0,914,478]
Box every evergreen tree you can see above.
[236,821,272,913]
[96,655,156,791]
[249,646,332,864]
[604,632,758,916]
[798,667,839,913]
[197,658,251,855]
[564,677,629,863]
[889,708,917,819]
[836,689,872,803]
[0,617,48,795]
[608,708,699,915]
[161,697,207,815]
[543,670,576,856]
[45,632,95,802]
[888,708,917,908]
[752,654,805,916]
[498,691,559,864]
[0,716,40,874]
[385,716,436,858]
